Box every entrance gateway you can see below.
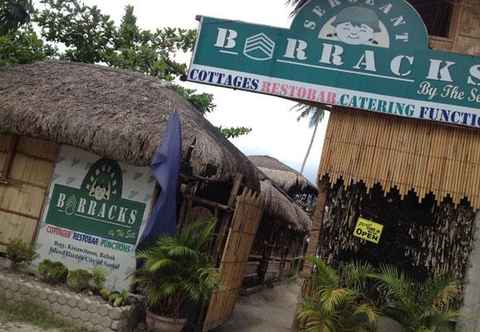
[188,0,480,330]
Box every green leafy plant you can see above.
[134,219,221,319]
[298,258,462,332]
[218,126,253,139]
[0,0,34,34]
[107,289,129,307]
[91,266,107,291]
[38,259,68,284]
[99,288,111,301]
[170,84,215,115]
[66,269,92,293]
[297,257,379,332]
[371,266,460,332]
[5,239,37,269]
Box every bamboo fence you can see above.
[202,189,264,331]
[319,109,480,209]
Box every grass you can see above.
[0,294,88,332]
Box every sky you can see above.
[77,0,330,183]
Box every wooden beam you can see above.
[0,135,18,183]
[228,174,244,208]
[184,194,232,212]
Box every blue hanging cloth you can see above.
[139,112,182,246]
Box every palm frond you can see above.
[309,108,325,128]
[353,303,379,324]
[308,256,339,290]
[342,261,374,290]
[371,265,415,304]
[297,299,339,332]
[422,275,459,310]
[134,218,220,316]
[317,288,354,314]
[291,103,326,128]
[420,310,459,332]
[286,0,310,15]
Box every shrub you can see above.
[66,269,92,293]
[99,288,111,301]
[98,288,129,307]
[372,266,460,332]
[297,258,462,332]
[108,290,129,307]
[38,260,68,284]
[91,266,107,291]
[5,239,37,269]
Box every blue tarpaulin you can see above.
[139,112,182,246]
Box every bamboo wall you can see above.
[319,110,480,208]
[0,135,58,251]
[316,181,475,282]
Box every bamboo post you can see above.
[292,176,330,331]
[301,176,329,275]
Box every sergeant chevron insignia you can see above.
[243,33,275,61]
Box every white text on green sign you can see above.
[188,0,480,129]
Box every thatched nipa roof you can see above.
[0,61,259,190]
[259,174,311,232]
[249,155,317,195]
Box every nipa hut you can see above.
[0,61,264,330]
[243,156,313,289]
[249,155,318,212]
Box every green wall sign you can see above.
[188,0,480,130]
[35,146,156,291]
[45,159,145,245]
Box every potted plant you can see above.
[134,219,220,332]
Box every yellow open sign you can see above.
[353,217,384,244]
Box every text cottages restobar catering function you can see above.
[188,0,480,130]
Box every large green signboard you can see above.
[188,0,480,130]
[46,158,145,245]
[35,146,155,291]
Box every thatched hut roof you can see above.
[0,61,259,190]
[259,173,311,232]
[249,155,317,195]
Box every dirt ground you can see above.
[214,282,300,332]
[0,322,60,332]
